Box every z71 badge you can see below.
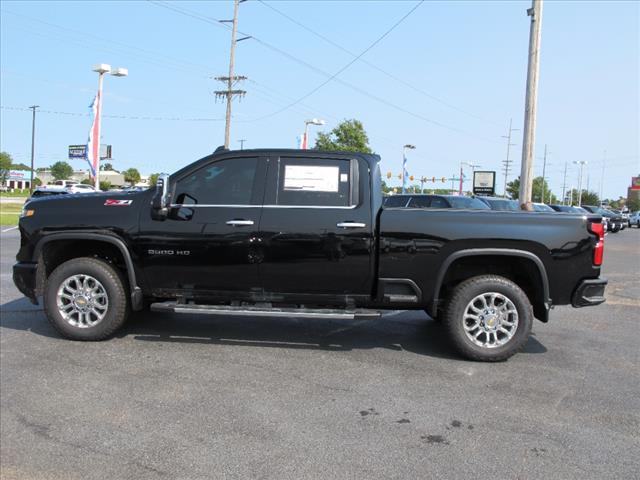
[104,199,133,206]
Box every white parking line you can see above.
[1,226,18,233]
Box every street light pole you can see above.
[460,162,481,195]
[91,64,127,190]
[402,144,415,194]
[574,160,587,206]
[29,105,39,195]
[302,118,325,149]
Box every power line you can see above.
[256,0,502,128]
[1,8,214,76]
[249,1,424,120]
[1,105,225,122]
[149,1,499,143]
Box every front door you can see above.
[258,155,374,297]
[136,155,266,297]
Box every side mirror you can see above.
[151,173,170,220]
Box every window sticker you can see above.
[340,173,348,183]
[283,165,339,192]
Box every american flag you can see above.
[86,92,101,178]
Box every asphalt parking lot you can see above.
[1,228,639,479]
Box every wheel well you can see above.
[37,240,129,294]
[437,255,548,322]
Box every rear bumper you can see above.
[13,262,39,304]
[572,277,607,307]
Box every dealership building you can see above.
[4,170,33,190]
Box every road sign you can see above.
[473,171,496,196]
[68,144,112,160]
[68,145,86,159]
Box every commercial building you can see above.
[4,170,33,190]
[627,175,640,204]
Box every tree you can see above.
[101,162,116,172]
[626,197,640,212]
[50,161,74,181]
[11,162,31,170]
[33,177,42,187]
[506,176,557,203]
[314,119,373,153]
[99,180,112,191]
[81,178,93,185]
[148,173,160,187]
[123,168,141,186]
[0,151,12,186]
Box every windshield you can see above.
[447,197,491,210]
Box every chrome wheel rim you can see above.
[56,274,109,328]
[462,292,518,349]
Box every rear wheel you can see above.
[443,275,533,361]
[44,257,129,340]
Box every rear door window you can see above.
[276,157,352,207]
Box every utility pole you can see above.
[238,139,246,150]
[518,0,544,210]
[599,150,606,205]
[501,118,518,197]
[561,161,568,205]
[540,144,548,203]
[574,160,587,206]
[29,105,39,195]
[215,0,249,149]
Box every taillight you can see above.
[588,221,605,266]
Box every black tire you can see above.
[44,257,129,340]
[442,275,533,362]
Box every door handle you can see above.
[226,219,254,226]
[336,222,366,228]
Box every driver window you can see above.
[174,157,258,205]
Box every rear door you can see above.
[258,154,374,296]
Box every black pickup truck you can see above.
[13,149,607,361]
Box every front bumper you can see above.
[572,277,607,307]
[13,262,39,305]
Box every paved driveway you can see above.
[1,228,638,479]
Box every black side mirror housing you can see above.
[151,173,170,221]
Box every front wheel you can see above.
[44,257,130,340]
[443,275,533,361]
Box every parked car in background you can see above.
[582,206,624,232]
[532,203,555,212]
[52,180,79,188]
[548,204,586,213]
[65,184,98,194]
[628,211,640,228]
[549,204,609,230]
[610,209,630,227]
[476,196,520,211]
[382,194,490,210]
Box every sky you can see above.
[1,0,638,200]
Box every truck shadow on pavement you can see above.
[0,298,547,361]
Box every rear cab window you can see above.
[273,157,355,207]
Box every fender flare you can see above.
[431,248,551,318]
[33,231,144,311]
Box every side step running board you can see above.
[150,302,381,320]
